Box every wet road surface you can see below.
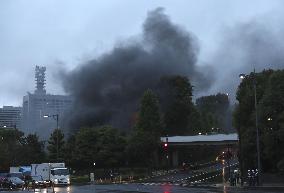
[1,184,283,193]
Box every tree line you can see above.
[0,75,231,172]
[1,71,283,175]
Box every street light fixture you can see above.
[239,69,262,186]
[44,114,60,161]
[239,74,246,79]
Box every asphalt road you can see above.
[2,184,283,193]
[146,159,239,185]
[0,160,280,193]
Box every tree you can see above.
[0,128,25,169]
[47,129,65,161]
[0,130,46,168]
[66,126,127,170]
[158,75,198,135]
[136,89,162,136]
[19,134,46,164]
[196,93,231,133]
[94,126,126,167]
[127,89,162,167]
[234,69,284,173]
[126,130,159,167]
[63,134,77,168]
[258,71,284,171]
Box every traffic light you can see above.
[163,137,168,149]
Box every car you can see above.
[7,177,24,188]
[31,175,47,188]
[7,172,24,180]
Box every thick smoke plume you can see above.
[210,20,284,99]
[63,8,213,131]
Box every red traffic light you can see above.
[164,143,168,147]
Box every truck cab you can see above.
[50,167,70,185]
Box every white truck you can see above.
[31,163,70,185]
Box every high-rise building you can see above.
[0,106,22,129]
[22,66,73,140]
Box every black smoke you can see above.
[210,20,284,99]
[63,8,213,131]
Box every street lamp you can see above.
[239,69,262,186]
[44,114,59,161]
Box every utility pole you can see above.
[253,69,262,186]
[55,114,59,161]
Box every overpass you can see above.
[161,133,238,146]
[160,133,239,167]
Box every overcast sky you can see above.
[1,0,283,107]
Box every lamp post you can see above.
[239,69,262,186]
[44,114,59,161]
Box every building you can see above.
[0,106,22,129]
[22,66,73,140]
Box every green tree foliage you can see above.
[19,134,45,164]
[136,89,162,137]
[47,129,65,162]
[196,93,230,133]
[234,69,284,173]
[126,131,160,167]
[63,134,76,168]
[127,89,163,167]
[65,126,126,170]
[158,76,199,135]
[258,71,284,172]
[0,129,19,170]
[0,128,25,169]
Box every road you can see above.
[145,159,239,185]
[2,184,283,193]
[2,160,280,193]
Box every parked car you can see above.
[7,172,24,180]
[7,177,24,188]
[0,176,24,190]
